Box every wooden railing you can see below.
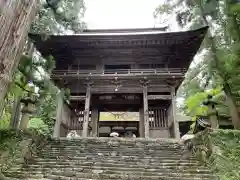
[52,68,187,76]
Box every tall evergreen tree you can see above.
[154,0,240,128]
[0,0,40,118]
[0,0,86,132]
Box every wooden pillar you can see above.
[143,85,149,138]
[139,108,145,137]
[91,107,99,137]
[82,85,91,137]
[171,87,180,140]
[9,95,21,129]
[53,90,64,138]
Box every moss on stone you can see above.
[0,129,50,176]
[188,129,240,180]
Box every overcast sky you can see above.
[84,0,165,29]
[83,0,192,107]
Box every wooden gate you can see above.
[149,107,168,129]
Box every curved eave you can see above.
[29,26,208,70]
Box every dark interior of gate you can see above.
[68,93,171,137]
[29,26,208,138]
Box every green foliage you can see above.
[185,92,208,118]
[0,129,50,172]
[31,0,86,34]
[0,90,15,129]
[34,83,58,135]
[0,53,58,134]
[1,0,84,134]
[28,118,50,135]
[184,88,223,119]
[0,110,10,129]
[189,129,240,180]
[1,0,84,144]
[155,0,240,126]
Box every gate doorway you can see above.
[98,111,139,137]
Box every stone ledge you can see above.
[51,137,183,144]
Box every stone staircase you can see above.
[4,138,214,180]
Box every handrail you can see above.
[52,68,186,75]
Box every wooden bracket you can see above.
[140,77,150,87]
[83,77,94,88]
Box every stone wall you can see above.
[149,129,170,138]
[58,102,74,137]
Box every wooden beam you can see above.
[147,95,171,100]
[91,107,99,137]
[171,87,180,139]
[143,85,149,138]
[139,108,145,138]
[82,85,91,137]
[69,86,171,94]
[70,95,85,101]
[51,72,184,80]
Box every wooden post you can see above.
[53,90,64,138]
[171,87,180,139]
[139,108,145,137]
[91,107,99,137]
[82,85,91,137]
[143,85,149,138]
[9,94,21,128]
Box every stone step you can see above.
[38,152,185,158]
[46,148,184,153]
[9,165,210,174]
[41,147,184,152]
[50,137,182,144]
[5,175,213,180]
[47,141,184,146]
[16,161,201,170]
[47,142,184,147]
[4,138,214,180]
[4,171,213,180]
[7,178,212,180]
[21,157,198,165]
[48,141,184,148]
[43,147,184,152]
[28,156,197,163]
[16,161,201,169]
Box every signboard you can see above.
[99,112,139,121]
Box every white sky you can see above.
[83,0,197,107]
[84,0,165,29]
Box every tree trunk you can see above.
[0,0,39,118]
[224,83,240,129]
[197,1,240,128]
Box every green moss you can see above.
[189,129,240,180]
[0,129,50,173]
